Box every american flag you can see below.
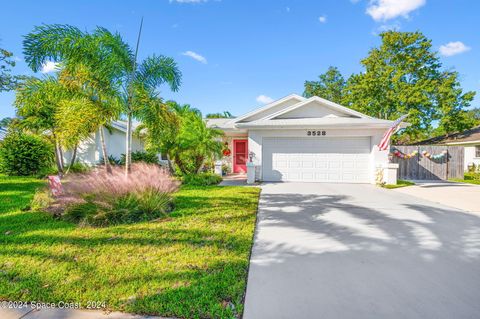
[377,114,408,151]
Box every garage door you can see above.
[262,137,371,183]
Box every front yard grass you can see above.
[382,179,415,189]
[0,175,260,318]
[450,172,480,185]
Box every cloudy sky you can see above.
[0,0,477,118]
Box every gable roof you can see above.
[228,94,306,124]
[110,120,140,133]
[236,117,397,129]
[416,126,480,145]
[262,96,372,120]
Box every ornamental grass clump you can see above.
[58,163,179,226]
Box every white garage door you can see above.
[262,137,371,183]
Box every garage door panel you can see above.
[263,137,371,183]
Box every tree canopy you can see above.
[1,45,21,92]
[22,24,182,173]
[304,66,346,104]
[304,31,476,143]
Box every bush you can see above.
[120,151,159,165]
[63,189,174,227]
[182,172,223,186]
[0,131,54,176]
[30,187,55,211]
[464,172,480,181]
[67,162,91,173]
[52,163,179,226]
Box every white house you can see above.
[207,94,403,184]
[64,121,145,165]
[418,125,480,171]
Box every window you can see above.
[476,145,480,158]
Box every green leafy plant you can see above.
[63,188,174,227]
[0,131,54,176]
[120,151,159,165]
[182,173,223,186]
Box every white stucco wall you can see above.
[64,127,145,166]
[464,144,480,171]
[248,128,388,183]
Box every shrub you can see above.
[54,163,179,226]
[67,162,91,173]
[0,131,54,176]
[31,187,55,211]
[182,172,223,186]
[120,151,159,165]
[464,172,480,181]
[98,155,121,166]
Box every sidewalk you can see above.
[1,307,169,319]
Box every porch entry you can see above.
[233,139,248,173]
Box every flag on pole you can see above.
[377,114,408,151]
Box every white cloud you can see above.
[439,41,471,57]
[366,0,426,21]
[182,51,207,64]
[256,95,274,104]
[318,15,327,23]
[40,61,59,73]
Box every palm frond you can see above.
[23,24,85,72]
[136,55,182,92]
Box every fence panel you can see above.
[391,145,464,180]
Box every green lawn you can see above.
[0,175,260,318]
[382,179,415,189]
[450,178,480,185]
[450,172,480,185]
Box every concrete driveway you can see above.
[243,183,480,319]
[392,181,480,214]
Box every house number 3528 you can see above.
[307,130,326,136]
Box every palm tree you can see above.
[205,111,233,118]
[15,75,70,173]
[22,24,182,174]
[166,102,224,174]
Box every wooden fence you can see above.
[390,145,464,180]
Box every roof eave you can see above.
[236,123,394,129]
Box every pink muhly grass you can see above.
[62,163,179,201]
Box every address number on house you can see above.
[307,130,326,136]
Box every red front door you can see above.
[233,140,248,173]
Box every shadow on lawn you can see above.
[0,186,259,318]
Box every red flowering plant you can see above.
[222,142,231,157]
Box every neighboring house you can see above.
[64,121,145,166]
[0,127,7,141]
[206,94,404,184]
[417,125,480,171]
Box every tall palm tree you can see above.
[22,24,182,174]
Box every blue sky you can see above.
[0,0,478,119]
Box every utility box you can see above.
[214,161,223,176]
